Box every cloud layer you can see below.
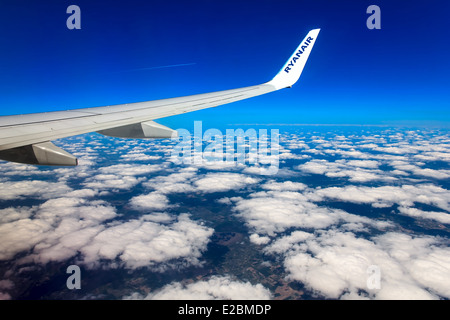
[1,127,449,300]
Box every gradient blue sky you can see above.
[0,0,449,127]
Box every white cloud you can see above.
[83,163,165,191]
[129,192,170,211]
[0,187,213,272]
[264,231,313,254]
[141,168,197,194]
[0,207,33,224]
[0,214,53,260]
[279,151,310,160]
[84,174,145,190]
[372,146,418,155]
[120,153,162,161]
[345,160,380,168]
[411,168,450,179]
[297,160,328,175]
[375,233,450,299]
[233,191,335,235]
[99,164,163,176]
[297,159,393,183]
[249,234,270,245]
[124,276,272,300]
[398,206,450,224]
[0,162,54,177]
[390,160,450,179]
[270,230,449,299]
[0,195,116,262]
[261,180,307,191]
[0,180,73,201]
[310,184,450,212]
[141,169,261,195]
[81,214,213,269]
[232,190,391,236]
[194,173,259,193]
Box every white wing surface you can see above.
[0,29,320,166]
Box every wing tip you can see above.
[268,28,320,90]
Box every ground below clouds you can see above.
[0,126,449,300]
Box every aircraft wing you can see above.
[0,29,320,166]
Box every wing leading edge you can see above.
[0,29,320,166]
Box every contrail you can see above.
[114,62,197,73]
[134,62,197,71]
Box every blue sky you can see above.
[0,0,449,127]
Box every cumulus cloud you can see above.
[130,171,262,215]
[375,233,450,299]
[297,159,394,182]
[99,164,163,176]
[81,213,213,269]
[249,234,271,245]
[0,193,116,262]
[124,276,272,300]
[0,175,213,272]
[232,190,391,236]
[83,164,165,191]
[194,172,259,193]
[141,170,261,195]
[289,129,450,183]
[264,231,313,254]
[398,206,450,224]
[261,180,307,191]
[120,153,162,161]
[0,180,73,201]
[84,174,145,190]
[0,162,55,177]
[141,168,198,194]
[389,160,450,179]
[310,184,450,213]
[267,230,450,299]
[129,192,170,211]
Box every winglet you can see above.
[268,29,320,89]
